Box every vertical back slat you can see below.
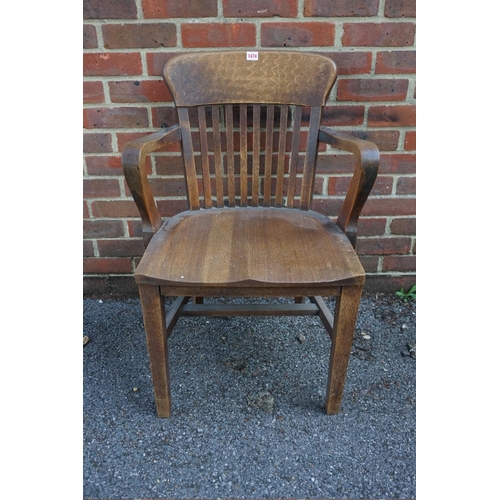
[240,105,248,206]
[286,106,302,208]
[263,105,274,207]
[300,106,322,210]
[252,105,260,206]
[178,107,200,210]
[197,106,212,209]
[212,105,224,207]
[275,105,288,207]
[225,105,235,206]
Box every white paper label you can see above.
[246,51,258,61]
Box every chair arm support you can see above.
[122,125,182,247]
[318,126,379,248]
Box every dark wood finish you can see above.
[325,285,363,414]
[180,303,320,317]
[138,285,171,417]
[122,51,380,417]
[135,208,365,288]
[164,51,337,106]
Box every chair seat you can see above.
[135,207,365,289]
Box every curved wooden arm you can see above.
[318,126,379,248]
[122,125,181,247]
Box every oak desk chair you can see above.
[122,51,379,418]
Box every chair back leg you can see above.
[325,285,363,414]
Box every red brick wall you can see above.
[83,0,416,295]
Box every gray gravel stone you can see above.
[83,293,416,499]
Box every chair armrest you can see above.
[122,125,182,247]
[318,127,379,248]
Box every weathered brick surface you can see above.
[384,0,416,18]
[84,53,142,76]
[109,80,173,103]
[224,0,298,17]
[337,78,409,101]
[83,0,417,291]
[262,22,334,46]
[83,81,104,104]
[102,23,177,49]
[182,23,256,47]
[83,0,137,19]
[304,0,379,17]
[376,50,416,74]
[83,24,98,49]
[343,22,416,47]
[143,0,218,19]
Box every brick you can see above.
[98,239,144,257]
[337,78,408,101]
[84,107,149,129]
[156,199,190,217]
[391,217,416,235]
[342,22,415,47]
[357,218,387,236]
[376,50,416,74]
[385,0,416,18]
[147,52,188,76]
[83,179,121,198]
[262,22,334,47]
[83,240,94,257]
[224,0,298,17]
[91,200,140,218]
[182,23,256,48]
[154,155,185,175]
[83,219,124,238]
[124,177,186,198]
[102,23,176,49]
[356,236,411,255]
[328,175,392,196]
[379,154,416,174]
[404,131,416,150]
[310,198,343,216]
[368,105,416,126]
[319,51,372,75]
[304,0,379,16]
[83,133,112,153]
[316,154,356,174]
[83,24,98,48]
[350,130,400,151]
[382,255,416,272]
[143,0,218,18]
[83,81,104,104]
[109,80,173,103]
[396,176,415,195]
[321,105,365,126]
[83,257,132,274]
[84,53,142,76]
[358,255,379,272]
[127,220,142,238]
[83,201,90,219]
[83,0,137,19]
[86,155,152,176]
[362,197,415,216]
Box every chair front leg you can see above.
[138,285,171,418]
[325,285,363,414]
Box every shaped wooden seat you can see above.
[122,51,379,417]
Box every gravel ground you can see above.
[83,293,416,499]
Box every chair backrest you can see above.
[163,51,337,211]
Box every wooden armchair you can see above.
[122,51,379,417]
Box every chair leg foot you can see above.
[325,285,362,415]
[139,285,172,418]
